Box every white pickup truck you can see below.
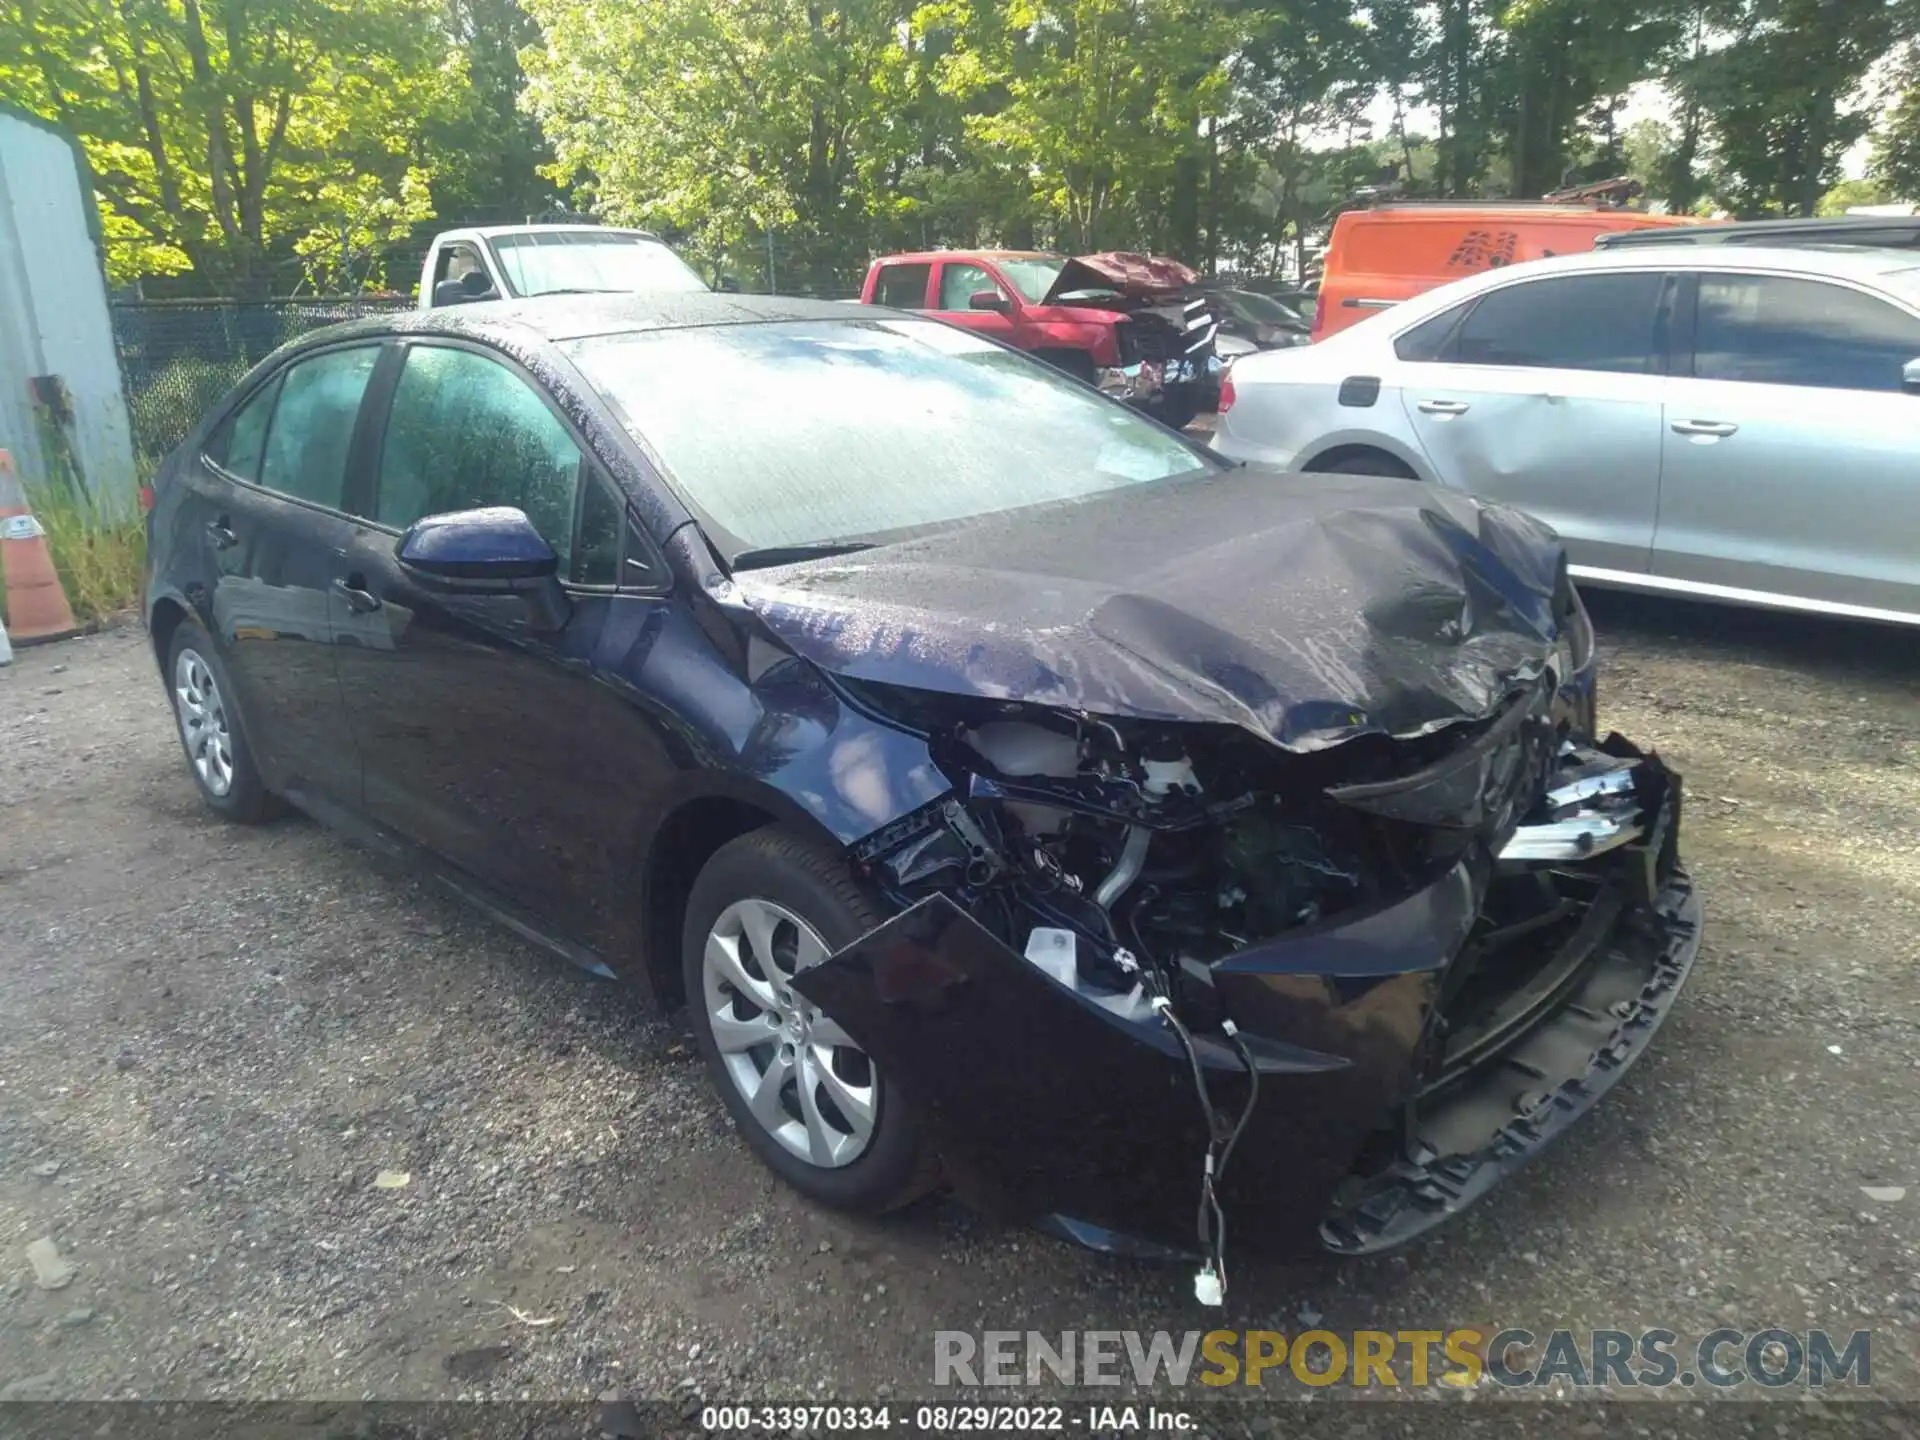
[418,224,712,307]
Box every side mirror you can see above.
[969,289,1010,313]
[717,275,742,293]
[395,506,570,630]
[459,270,499,302]
[1905,358,1920,394]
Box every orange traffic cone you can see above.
[0,449,79,645]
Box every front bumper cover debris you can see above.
[793,742,1699,1259]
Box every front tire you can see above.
[682,826,933,1213]
[165,618,280,824]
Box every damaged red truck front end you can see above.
[858,249,1222,428]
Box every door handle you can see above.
[1671,419,1738,438]
[204,518,238,550]
[1418,399,1471,416]
[332,577,382,614]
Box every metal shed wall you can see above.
[0,105,138,514]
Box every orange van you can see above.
[1311,204,1698,340]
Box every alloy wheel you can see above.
[173,647,235,798]
[701,896,877,1169]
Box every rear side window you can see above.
[258,347,379,508]
[375,345,584,568]
[1692,274,1920,392]
[1448,273,1666,374]
[872,263,931,309]
[1394,303,1469,362]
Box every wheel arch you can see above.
[633,777,868,1009]
[148,593,193,673]
[1300,440,1423,479]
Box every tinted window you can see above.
[1693,274,1920,392]
[1450,273,1666,373]
[212,377,279,481]
[573,477,624,587]
[567,319,1212,558]
[939,263,1001,311]
[872,264,931,309]
[1394,303,1469,362]
[258,347,378,508]
[376,346,584,568]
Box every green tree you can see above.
[422,0,557,228]
[1,0,459,294]
[1871,45,1920,199]
[924,0,1241,252]
[1694,0,1915,216]
[522,0,922,291]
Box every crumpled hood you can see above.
[1042,251,1201,304]
[728,468,1571,752]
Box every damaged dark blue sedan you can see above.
[144,295,1699,1298]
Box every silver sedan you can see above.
[1211,245,1920,625]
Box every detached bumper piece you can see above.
[1319,743,1698,1255]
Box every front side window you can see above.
[210,375,281,481]
[434,243,488,287]
[489,232,707,298]
[939,262,1003,311]
[872,264,931,309]
[257,346,379,508]
[375,345,584,571]
[567,319,1215,561]
[1693,273,1920,392]
[1449,272,1666,374]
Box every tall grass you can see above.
[13,484,146,628]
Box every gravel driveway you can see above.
[2,596,1918,1414]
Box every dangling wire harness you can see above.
[1114,948,1261,1306]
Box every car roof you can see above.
[1465,243,1920,283]
[444,224,666,242]
[871,250,1062,265]
[289,294,891,355]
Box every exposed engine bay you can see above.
[815,664,1690,1302]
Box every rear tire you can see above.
[682,825,934,1213]
[164,617,282,824]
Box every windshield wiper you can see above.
[527,287,628,296]
[730,541,876,571]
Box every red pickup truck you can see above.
[858,249,1221,429]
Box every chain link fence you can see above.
[112,297,412,469]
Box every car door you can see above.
[184,344,380,805]
[1654,269,1920,616]
[931,260,1019,343]
[328,338,673,951]
[1397,269,1675,574]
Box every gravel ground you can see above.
[2,595,1918,1418]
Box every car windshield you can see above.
[489,232,708,298]
[1223,290,1304,325]
[997,257,1066,303]
[567,318,1216,561]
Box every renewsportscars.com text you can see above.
[933,1328,1872,1390]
